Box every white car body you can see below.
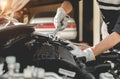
[29,13,77,40]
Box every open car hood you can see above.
[0,24,34,46]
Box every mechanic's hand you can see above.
[54,8,70,31]
[68,43,95,62]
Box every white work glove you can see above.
[54,8,70,31]
[68,43,95,62]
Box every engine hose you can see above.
[96,53,120,61]
[94,63,113,72]
[78,69,95,79]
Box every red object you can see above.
[35,23,76,29]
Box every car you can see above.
[29,11,77,40]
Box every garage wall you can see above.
[28,4,74,20]
[28,4,59,17]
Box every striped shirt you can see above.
[97,0,120,50]
[97,0,120,34]
[97,0,120,10]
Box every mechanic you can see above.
[54,0,120,62]
[0,0,30,15]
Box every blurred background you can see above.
[0,0,101,46]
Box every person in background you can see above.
[54,0,120,62]
[0,0,30,27]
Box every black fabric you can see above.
[97,0,120,5]
[100,10,120,50]
[113,13,120,34]
[97,0,120,7]
[100,9,120,34]
[97,0,120,34]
